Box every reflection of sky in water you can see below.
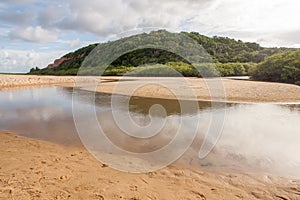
[197,104,300,177]
[0,87,73,127]
[0,87,300,177]
[0,87,71,109]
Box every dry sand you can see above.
[1,131,299,200]
[1,75,300,199]
[90,76,300,103]
[0,75,75,91]
[0,74,300,102]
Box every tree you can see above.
[251,50,300,84]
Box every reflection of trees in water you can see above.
[52,87,300,175]
[64,87,233,116]
[280,104,300,112]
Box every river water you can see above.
[0,86,300,176]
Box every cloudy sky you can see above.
[1,0,300,73]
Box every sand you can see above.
[1,131,299,200]
[0,74,300,102]
[90,76,300,103]
[1,75,300,199]
[0,75,75,91]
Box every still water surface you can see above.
[0,87,300,176]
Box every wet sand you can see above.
[1,131,299,200]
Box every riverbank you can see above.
[0,75,300,103]
[1,131,299,199]
[1,75,300,199]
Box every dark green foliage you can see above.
[63,44,98,59]
[111,48,188,67]
[251,50,300,84]
[29,67,40,73]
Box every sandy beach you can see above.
[1,131,299,200]
[0,74,300,103]
[1,75,300,199]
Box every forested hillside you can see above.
[29,30,296,81]
[182,32,291,63]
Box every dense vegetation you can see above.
[121,62,255,77]
[29,30,298,83]
[251,50,300,85]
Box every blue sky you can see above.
[1,0,300,73]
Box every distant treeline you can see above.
[30,61,255,77]
[29,30,300,85]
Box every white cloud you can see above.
[0,0,37,6]
[0,10,35,26]
[57,0,215,38]
[37,5,65,28]
[9,26,58,43]
[2,0,300,47]
[70,38,81,48]
[48,0,300,47]
[186,0,300,46]
[0,49,67,73]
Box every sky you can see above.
[1,0,300,73]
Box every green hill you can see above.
[29,30,295,78]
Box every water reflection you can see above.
[0,87,81,145]
[0,87,300,176]
[70,87,230,115]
